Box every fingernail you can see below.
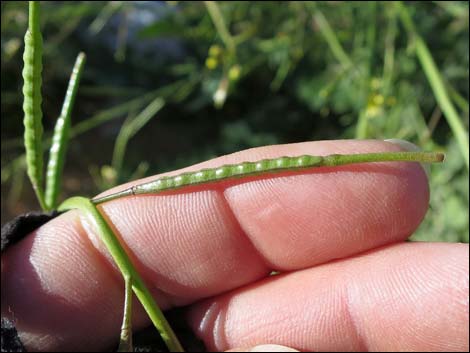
[384,139,420,152]
[384,139,430,177]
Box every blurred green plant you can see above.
[2,1,468,242]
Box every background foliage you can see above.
[1,1,468,242]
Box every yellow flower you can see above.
[209,44,223,57]
[365,105,382,118]
[228,65,241,81]
[372,94,384,106]
[205,57,218,70]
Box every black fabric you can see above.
[1,211,60,252]
[1,318,26,353]
[1,212,205,352]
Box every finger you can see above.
[225,344,299,352]
[96,139,430,285]
[2,140,430,351]
[189,242,469,352]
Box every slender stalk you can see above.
[447,82,469,115]
[382,8,397,95]
[71,81,187,138]
[117,276,133,352]
[58,197,184,352]
[89,1,123,34]
[311,7,352,69]
[308,4,376,138]
[356,2,377,139]
[204,1,236,55]
[397,2,469,170]
[112,97,165,175]
[355,110,369,140]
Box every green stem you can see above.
[117,276,133,352]
[382,5,398,96]
[356,3,377,139]
[446,80,469,115]
[355,110,369,139]
[58,197,184,352]
[204,1,236,55]
[311,7,352,69]
[397,1,469,170]
[320,151,444,165]
[112,97,165,176]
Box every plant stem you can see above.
[204,1,236,55]
[397,1,469,170]
[382,7,397,95]
[117,276,133,352]
[112,97,165,176]
[311,7,352,69]
[356,2,377,139]
[58,197,184,352]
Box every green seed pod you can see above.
[92,151,445,205]
[45,52,86,209]
[22,1,46,209]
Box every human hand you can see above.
[2,140,468,351]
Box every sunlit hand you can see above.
[2,140,468,352]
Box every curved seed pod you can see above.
[92,151,445,204]
[45,52,86,209]
[22,1,46,210]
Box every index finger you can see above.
[95,139,430,272]
[1,140,431,351]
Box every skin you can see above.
[1,140,468,351]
